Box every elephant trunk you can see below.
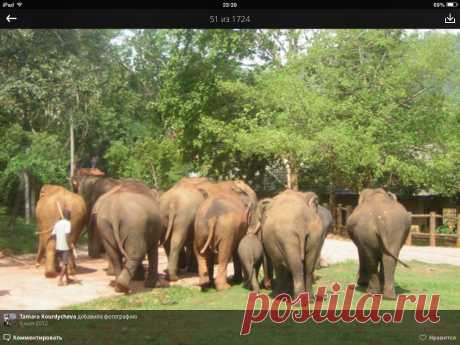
[200,217,217,254]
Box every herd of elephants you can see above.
[34,170,411,301]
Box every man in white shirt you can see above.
[52,209,73,286]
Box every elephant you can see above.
[71,175,119,257]
[262,190,332,298]
[159,177,210,281]
[92,185,164,292]
[193,181,256,291]
[237,233,263,292]
[346,188,410,300]
[35,185,87,278]
[71,175,155,259]
[245,198,273,289]
[160,177,257,282]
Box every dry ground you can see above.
[1,237,459,310]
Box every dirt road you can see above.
[322,239,460,266]
[1,238,459,310]
[0,247,197,310]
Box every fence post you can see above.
[406,212,412,246]
[336,203,343,234]
[457,214,460,248]
[429,212,436,247]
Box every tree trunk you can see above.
[8,177,24,231]
[23,171,30,224]
[30,177,36,218]
[284,158,291,189]
[283,156,299,190]
[70,111,75,179]
[290,165,299,191]
[329,181,336,225]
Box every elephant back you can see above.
[36,186,88,244]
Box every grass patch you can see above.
[71,261,460,310]
[0,212,38,255]
[0,209,89,255]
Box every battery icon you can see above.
[447,2,458,7]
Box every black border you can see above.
[0,9,458,29]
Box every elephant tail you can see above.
[377,231,409,268]
[200,217,217,254]
[112,219,130,260]
[160,204,176,246]
[299,233,306,262]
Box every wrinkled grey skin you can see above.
[71,176,119,258]
[237,233,263,292]
[92,189,164,292]
[262,190,330,298]
[246,198,273,289]
[193,181,257,291]
[71,176,155,259]
[346,188,410,300]
[160,184,205,280]
[160,178,257,282]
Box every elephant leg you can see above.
[162,239,170,274]
[68,249,77,276]
[194,243,212,287]
[215,243,232,291]
[365,252,381,295]
[304,239,323,298]
[381,253,397,300]
[185,243,198,273]
[179,248,188,271]
[145,244,159,288]
[250,267,260,292]
[35,240,46,267]
[231,253,243,284]
[357,248,370,286]
[44,238,57,278]
[133,262,146,281]
[274,265,290,294]
[116,257,138,293]
[285,250,305,298]
[101,238,123,279]
[105,259,115,276]
[88,225,104,258]
[262,254,273,289]
[166,228,188,281]
[240,256,252,289]
[115,228,147,292]
[207,252,215,286]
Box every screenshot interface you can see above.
[0,1,459,344]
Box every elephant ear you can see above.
[358,189,372,205]
[149,188,161,201]
[258,198,272,225]
[308,195,319,210]
[231,185,249,197]
[245,201,257,231]
[231,186,252,207]
[387,191,397,201]
[70,176,82,193]
[304,192,319,211]
[197,188,209,199]
[259,198,271,213]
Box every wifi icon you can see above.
[16,2,22,7]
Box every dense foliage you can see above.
[1,29,459,209]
